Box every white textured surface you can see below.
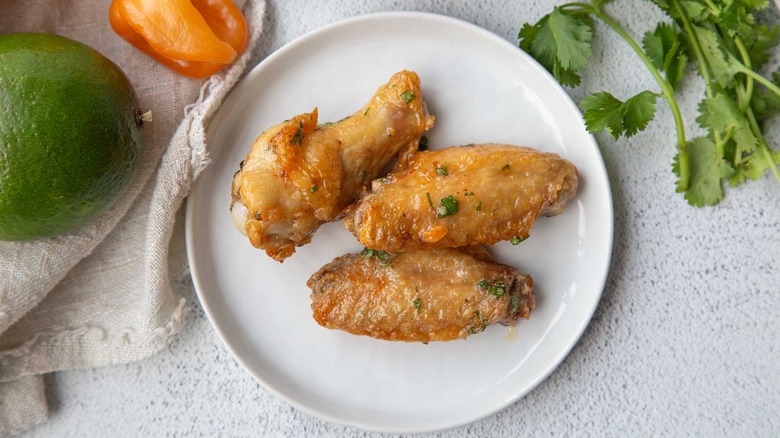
[23,1,780,436]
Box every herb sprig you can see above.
[519,0,780,206]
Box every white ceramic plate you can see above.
[186,11,613,434]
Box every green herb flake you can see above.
[510,295,521,313]
[401,90,415,103]
[467,310,489,334]
[362,248,392,266]
[253,212,261,220]
[476,201,482,211]
[413,298,422,313]
[464,191,475,196]
[426,192,435,209]
[491,283,506,297]
[291,121,304,145]
[478,278,507,297]
[510,235,527,245]
[435,166,449,176]
[364,107,370,116]
[309,185,319,194]
[437,195,459,218]
[502,164,510,171]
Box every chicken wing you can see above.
[231,70,435,261]
[308,246,534,342]
[344,144,578,251]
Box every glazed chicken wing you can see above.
[344,144,578,252]
[231,70,435,261]
[308,246,534,342]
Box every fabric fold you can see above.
[0,0,266,434]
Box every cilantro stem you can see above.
[732,63,780,100]
[566,2,689,189]
[670,0,731,168]
[712,21,780,179]
[732,38,754,113]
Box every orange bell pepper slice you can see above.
[109,0,248,78]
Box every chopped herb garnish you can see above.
[426,192,434,209]
[401,90,415,103]
[310,185,319,193]
[510,296,521,314]
[291,121,304,145]
[361,248,392,266]
[253,212,260,220]
[363,107,370,116]
[476,201,482,211]
[478,278,507,297]
[318,121,336,128]
[437,195,458,218]
[413,298,421,313]
[467,310,489,334]
[378,177,389,183]
[464,191,474,196]
[435,166,448,176]
[502,164,510,171]
[510,235,527,245]
[418,136,428,150]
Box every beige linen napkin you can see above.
[0,0,266,434]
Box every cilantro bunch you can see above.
[519,0,780,206]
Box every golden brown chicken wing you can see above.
[308,246,534,342]
[344,144,578,252]
[231,70,435,261]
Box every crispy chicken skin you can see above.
[231,70,435,261]
[308,246,534,342]
[344,144,578,252]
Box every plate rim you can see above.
[185,10,614,434]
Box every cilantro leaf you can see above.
[738,0,770,8]
[643,23,687,90]
[699,94,758,153]
[728,148,777,186]
[675,137,734,206]
[652,1,709,22]
[644,23,677,68]
[690,25,739,88]
[718,2,752,34]
[682,1,710,22]
[519,8,593,87]
[580,92,624,138]
[623,91,659,136]
[742,24,780,70]
[580,90,657,140]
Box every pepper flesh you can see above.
[109,0,247,78]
